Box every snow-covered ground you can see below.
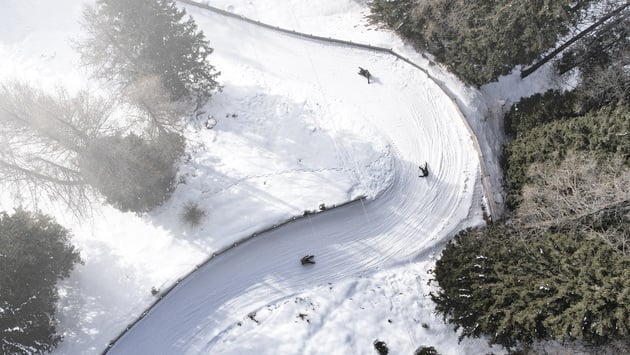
[1,0,566,354]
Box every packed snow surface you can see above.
[0,0,512,354]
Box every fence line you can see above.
[102,196,366,354]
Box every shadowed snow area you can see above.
[0,0,505,354]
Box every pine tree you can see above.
[0,209,82,354]
[78,0,219,101]
[432,226,630,350]
[79,132,184,212]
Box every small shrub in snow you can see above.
[373,340,389,355]
[180,201,206,227]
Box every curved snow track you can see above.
[107,4,483,354]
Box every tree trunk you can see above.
[521,2,629,78]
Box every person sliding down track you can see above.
[358,67,371,84]
[300,255,315,265]
[418,162,429,177]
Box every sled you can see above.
[300,255,316,265]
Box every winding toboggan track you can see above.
[105,2,491,353]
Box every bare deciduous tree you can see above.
[0,81,114,214]
[575,47,630,106]
[517,152,630,254]
[0,80,185,214]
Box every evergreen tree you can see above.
[78,0,219,101]
[79,132,184,212]
[432,226,630,350]
[0,209,82,354]
[368,0,594,86]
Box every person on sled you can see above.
[418,162,429,177]
[358,67,372,84]
[301,255,316,265]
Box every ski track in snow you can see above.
[107,5,480,355]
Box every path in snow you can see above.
[107,4,481,354]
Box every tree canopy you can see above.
[0,209,82,354]
[428,8,629,349]
[79,132,184,212]
[78,0,219,101]
[432,225,629,350]
[368,0,595,86]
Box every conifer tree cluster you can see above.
[368,0,596,86]
[424,2,629,350]
[432,225,629,350]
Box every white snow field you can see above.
[0,0,535,354]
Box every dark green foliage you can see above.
[432,226,630,350]
[0,209,82,354]
[79,132,185,212]
[503,103,630,208]
[367,0,415,33]
[79,0,219,101]
[373,339,389,355]
[504,90,580,138]
[434,19,630,350]
[368,0,594,86]
[414,345,440,355]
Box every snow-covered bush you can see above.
[373,339,389,355]
[414,346,439,355]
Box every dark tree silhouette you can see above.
[0,209,82,354]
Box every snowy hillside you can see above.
[0,0,513,354]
